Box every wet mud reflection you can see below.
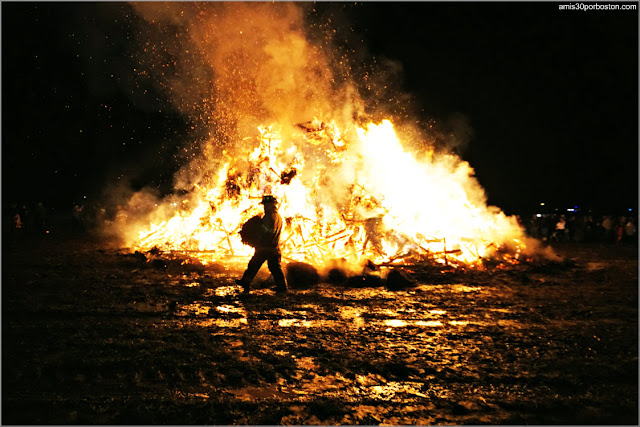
[4,240,637,425]
[147,264,636,422]
[170,282,518,332]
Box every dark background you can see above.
[2,2,638,215]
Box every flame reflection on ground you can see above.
[166,282,517,332]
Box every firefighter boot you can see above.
[236,279,250,294]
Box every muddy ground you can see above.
[3,233,638,425]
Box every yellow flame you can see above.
[126,119,526,268]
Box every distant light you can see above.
[536,214,542,218]
[629,209,633,212]
[567,208,575,212]
[540,203,545,206]
[574,206,578,209]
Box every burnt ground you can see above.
[2,233,638,425]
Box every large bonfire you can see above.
[116,3,531,269]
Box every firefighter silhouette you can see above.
[236,195,287,293]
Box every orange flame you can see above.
[119,3,531,269]
[124,119,527,268]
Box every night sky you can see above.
[2,2,638,214]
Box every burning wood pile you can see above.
[123,119,528,270]
[114,3,536,272]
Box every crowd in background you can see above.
[517,212,637,245]
[5,200,639,246]
[5,200,121,237]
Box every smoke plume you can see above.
[107,3,548,266]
